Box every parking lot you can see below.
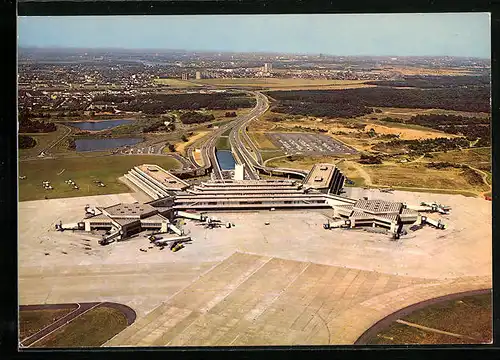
[268,133,357,155]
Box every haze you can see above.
[18,13,490,58]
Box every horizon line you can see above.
[17,46,491,60]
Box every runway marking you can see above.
[27,302,103,348]
[395,319,479,341]
[20,303,81,346]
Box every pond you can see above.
[216,150,236,170]
[64,119,134,131]
[75,138,143,152]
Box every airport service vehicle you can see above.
[323,219,351,229]
[55,221,84,231]
[176,210,207,222]
[172,243,185,252]
[153,235,191,247]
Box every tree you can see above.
[181,135,188,142]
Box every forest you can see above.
[374,137,471,154]
[266,86,490,117]
[93,93,255,115]
[18,135,36,149]
[19,115,57,133]
[179,111,216,124]
[364,75,490,89]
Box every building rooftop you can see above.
[137,164,189,190]
[304,163,336,189]
[103,203,157,219]
[353,199,403,215]
[140,214,169,223]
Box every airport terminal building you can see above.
[61,163,428,242]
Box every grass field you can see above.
[19,155,181,201]
[367,293,492,345]
[20,307,77,340]
[36,306,128,348]
[429,148,491,169]
[153,78,200,87]
[335,161,367,187]
[216,136,230,150]
[261,150,286,163]
[267,155,347,171]
[19,126,69,158]
[372,107,490,119]
[364,163,489,193]
[193,78,373,90]
[385,66,477,76]
[248,132,278,149]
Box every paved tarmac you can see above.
[18,188,491,346]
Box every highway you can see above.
[228,91,269,180]
[184,90,308,181]
[185,91,269,180]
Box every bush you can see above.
[179,111,215,125]
[358,153,383,164]
[18,135,36,149]
[19,111,57,133]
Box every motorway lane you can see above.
[228,92,269,180]
[184,91,269,180]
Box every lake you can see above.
[64,119,134,131]
[75,138,143,152]
[216,150,236,170]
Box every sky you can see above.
[18,13,491,58]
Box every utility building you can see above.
[234,164,245,181]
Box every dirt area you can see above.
[365,293,492,344]
[175,131,209,154]
[193,149,204,167]
[19,189,491,346]
[364,124,453,140]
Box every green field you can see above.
[36,306,128,348]
[365,163,489,194]
[366,293,492,345]
[192,78,372,90]
[216,136,230,150]
[261,150,286,163]
[19,155,181,201]
[153,78,200,87]
[19,126,69,158]
[20,307,77,341]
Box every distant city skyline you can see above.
[18,13,491,58]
